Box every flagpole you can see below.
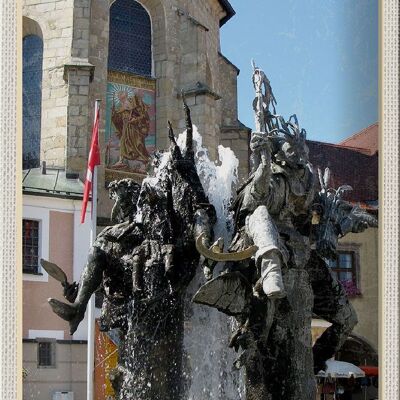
[87,99,101,400]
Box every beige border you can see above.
[380,0,399,398]
[0,0,22,399]
[0,1,394,400]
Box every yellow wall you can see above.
[339,227,379,351]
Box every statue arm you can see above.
[71,242,108,307]
[337,202,378,236]
[243,133,273,210]
[193,204,217,248]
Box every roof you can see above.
[218,51,240,74]
[307,140,378,205]
[23,167,85,200]
[339,122,378,155]
[218,0,235,26]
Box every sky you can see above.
[220,0,378,144]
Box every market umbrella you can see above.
[317,359,366,378]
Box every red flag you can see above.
[81,104,101,223]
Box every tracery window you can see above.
[108,0,152,77]
[105,0,156,177]
[23,34,43,170]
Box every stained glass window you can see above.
[23,35,43,169]
[108,0,152,77]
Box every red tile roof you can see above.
[307,140,378,205]
[339,123,378,155]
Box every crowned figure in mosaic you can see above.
[193,64,377,400]
[111,90,151,167]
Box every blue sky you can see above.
[220,0,378,143]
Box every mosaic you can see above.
[105,71,156,175]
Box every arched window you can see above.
[23,34,43,169]
[105,0,156,177]
[108,0,152,76]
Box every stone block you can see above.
[34,2,56,13]
[78,85,89,95]
[74,17,89,31]
[74,7,83,18]
[69,105,80,116]
[46,106,66,119]
[56,1,69,10]
[47,37,69,49]
[56,116,67,127]
[50,87,67,98]
[73,38,89,49]
[61,27,73,38]
[221,131,239,140]
[70,115,88,127]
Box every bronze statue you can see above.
[43,72,377,400]
[194,66,377,400]
[43,100,216,400]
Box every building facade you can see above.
[309,124,379,400]
[22,0,378,396]
[22,1,248,398]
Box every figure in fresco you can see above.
[194,65,377,400]
[111,90,151,168]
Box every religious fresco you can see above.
[105,71,156,176]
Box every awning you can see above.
[317,360,366,379]
[359,365,379,376]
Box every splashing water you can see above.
[176,126,238,240]
[175,126,244,399]
[128,125,244,399]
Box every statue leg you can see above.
[307,251,358,373]
[247,205,286,298]
[48,247,105,334]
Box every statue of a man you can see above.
[45,100,217,400]
[47,178,143,334]
[194,67,377,399]
[252,62,277,133]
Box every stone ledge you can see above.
[180,81,221,101]
[63,59,95,82]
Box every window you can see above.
[328,251,361,296]
[23,34,43,169]
[108,0,152,76]
[37,340,56,368]
[328,252,355,281]
[23,219,40,274]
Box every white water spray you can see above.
[175,126,244,400]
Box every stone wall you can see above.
[218,53,250,181]
[23,2,74,168]
[23,0,249,218]
[23,340,87,400]
[341,227,379,351]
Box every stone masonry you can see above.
[23,0,250,220]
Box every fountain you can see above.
[42,66,377,400]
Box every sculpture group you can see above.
[43,66,377,400]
